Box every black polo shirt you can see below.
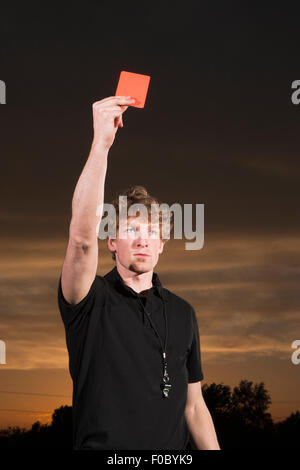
[57,266,204,450]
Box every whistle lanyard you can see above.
[136,293,172,398]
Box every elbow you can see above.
[185,397,206,418]
[69,223,97,248]
[185,405,196,420]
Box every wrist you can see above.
[91,139,110,155]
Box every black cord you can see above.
[136,291,168,355]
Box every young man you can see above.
[57,96,220,450]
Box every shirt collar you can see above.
[105,266,164,299]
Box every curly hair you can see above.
[105,185,173,261]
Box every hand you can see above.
[91,95,135,150]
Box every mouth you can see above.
[134,253,150,257]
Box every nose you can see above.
[136,238,148,247]
[135,232,149,247]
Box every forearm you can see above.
[185,402,220,450]
[70,141,109,242]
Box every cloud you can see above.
[0,235,299,371]
[234,155,300,181]
[0,234,299,427]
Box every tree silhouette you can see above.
[230,379,273,428]
[49,405,73,448]
[275,411,300,448]
[202,382,232,414]
[201,379,274,448]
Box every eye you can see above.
[127,227,136,232]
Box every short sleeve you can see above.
[57,274,106,330]
[186,307,204,383]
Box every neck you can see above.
[116,263,153,293]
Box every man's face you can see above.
[108,215,165,274]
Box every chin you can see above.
[128,262,151,274]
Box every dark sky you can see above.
[0,1,300,428]
[1,1,300,236]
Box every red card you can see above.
[115,71,151,108]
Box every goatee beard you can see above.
[128,263,148,275]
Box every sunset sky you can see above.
[1,2,300,430]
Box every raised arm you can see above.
[60,95,135,305]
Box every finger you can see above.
[103,108,128,123]
[93,96,133,108]
[102,106,125,113]
[99,95,131,104]
[116,116,123,127]
[96,105,129,114]
[114,115,121,128]
[110,105,129,113]
[97,108,124,121]
[116,105,129,118]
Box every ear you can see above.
[159,239,166,254]
[107,237,116,253]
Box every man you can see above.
[57,96,220,450]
